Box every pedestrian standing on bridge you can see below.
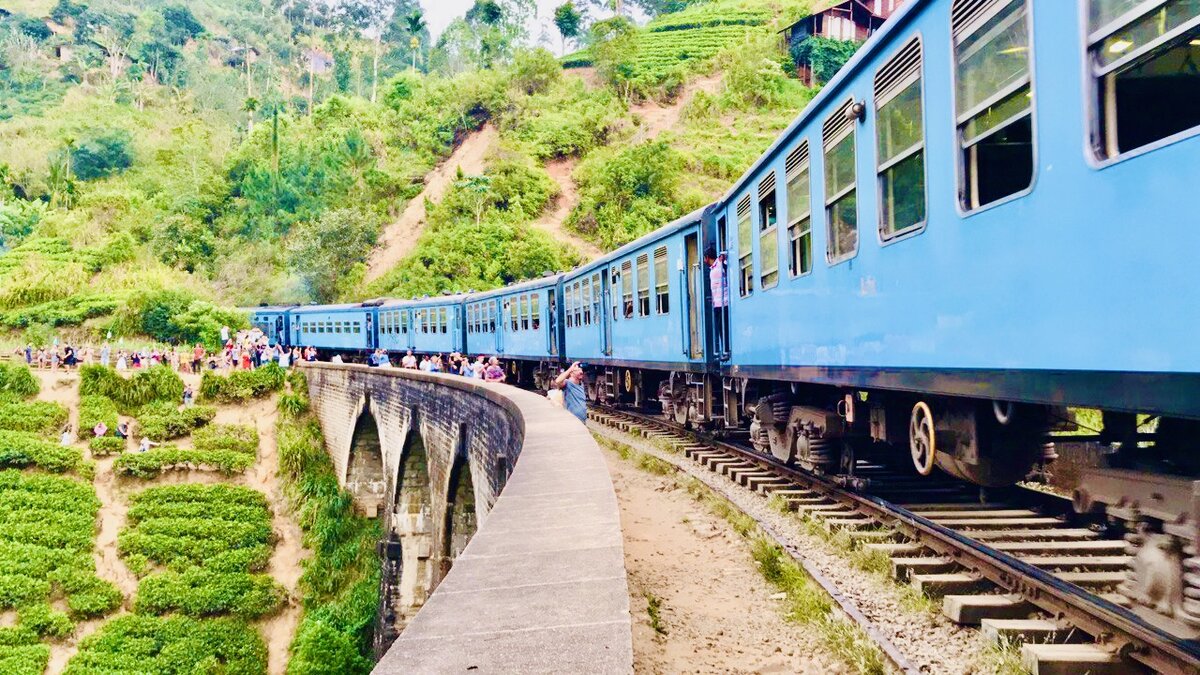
[401,350,417,369]
[554,362,587,424]
[484,357,506,383]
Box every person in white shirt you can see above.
[705,246,730,356]
[401,350,417,369]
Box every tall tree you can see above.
[553,2,582,55]
[404,10,426,70]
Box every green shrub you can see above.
[200,363,285,403]
[0,430,83,473]
[279,401,381,672]
[88,436,125,457]
[193,424,258,456]
[113,446,253,478]
[0,471,120,621]
[67,130,134,181]
[1,293,122,329]
[64,615,267,674]
[18,603,74,639]
[79,365,183,414]
[120,484,273,572]
[0,364,38,399]
[134,402,215,441]
[0,398,68,436]
[0,643,49,675]
[78,396,119,435]
[136,569,285,620]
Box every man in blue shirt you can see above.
[554,362,588,423]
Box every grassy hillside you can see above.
[0,0,833,345]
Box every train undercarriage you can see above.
[577,364,1200,637]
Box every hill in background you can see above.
[0,0,857,346]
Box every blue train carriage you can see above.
[289,303,377,356]
[404,294,469,356]
[463,275,563,386]
[562,208,710,414]
[248,306,295,347]
[703,0,1200,489]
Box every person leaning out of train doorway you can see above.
[553,362,588,424]
[705,246,730,355]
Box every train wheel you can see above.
[909,401,936,476]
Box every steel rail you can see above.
[603,406,1200,675]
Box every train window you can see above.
[571,282,581,326]
[518,295,527,331]
[785,143,812,277]
[487,302,495,332]
[952,0,1035,210]
[653,247,669,314]
[335,322,342,334]
[876,37,927,238]
[440,307,448,334]
[736,196,753,296]
[592,273,602,322]
[567,286,575,328]
[636,254,651,317]
[611,267,621,320]
[531,294,541,330]
[758,173,779,288]
[581,281,592,325]
[1088,1,1200,159]
[401,312,408,334]
[621,261,634,319]
[824,99,859,263]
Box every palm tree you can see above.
[243,97,260,134]
[405,11,426,71]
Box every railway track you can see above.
[589,406,1200,675]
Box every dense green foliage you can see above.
[0,430,85,474]
[200,362,286,403]
[134,401,216,441]
[0,625,49,675]
[87,435,125,457]
[277,378,380,675]
[0,397,68,436]
[79,365,183,414]
[0,363,39,398]
[119,484,283,621]
[193,424,259,456]
[65,615,268,674]
[0,470,121,623]
[790,36,862,85]
[78,395,118,435]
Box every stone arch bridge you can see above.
[301,363,633,673]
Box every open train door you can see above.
[684,233,703,360]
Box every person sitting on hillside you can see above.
[60,425,74,446]
[138,437,158,453]
[182,385,195,408]
[115,422,129,439]
[93,421,108,438]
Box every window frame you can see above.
[824,99,860,266]
[531,293,541,330]
[1081,0,1200,167]
[950,0,1040,217]
[581,280,592,326]
[653,246,670,314]
[621,261,634,319]
[636,253,651,317]
[875,35,930,245]
[757,172,781,289]
[736,195,754,297]
[786,144,813,279]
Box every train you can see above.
[252,0,1200,495]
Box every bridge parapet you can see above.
[300,363,633,673]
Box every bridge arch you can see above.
[439,423,478,580]
[345,398,386,517]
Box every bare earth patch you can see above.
[603,447,846,674]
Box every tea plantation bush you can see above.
[0,398,68,436]
[64,614,267,674]
[87,436,125,457]
[0,470,121,622]
[134,402,216,440]
[279,402,380,675]
[119,485,284,623]
[0,430,84,473]
[0,364,38,398]
[200,363,286,403]
[0,626,49,675]
[194,424,259,456]
[77,396,118,434]
[113,445,254,478]
[79,365,183,414]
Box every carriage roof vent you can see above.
[785,141,809,178]
[823,99,858,149]
[875,37,922,106]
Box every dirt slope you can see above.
[365,124,499,282]
[529,158,603,261]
